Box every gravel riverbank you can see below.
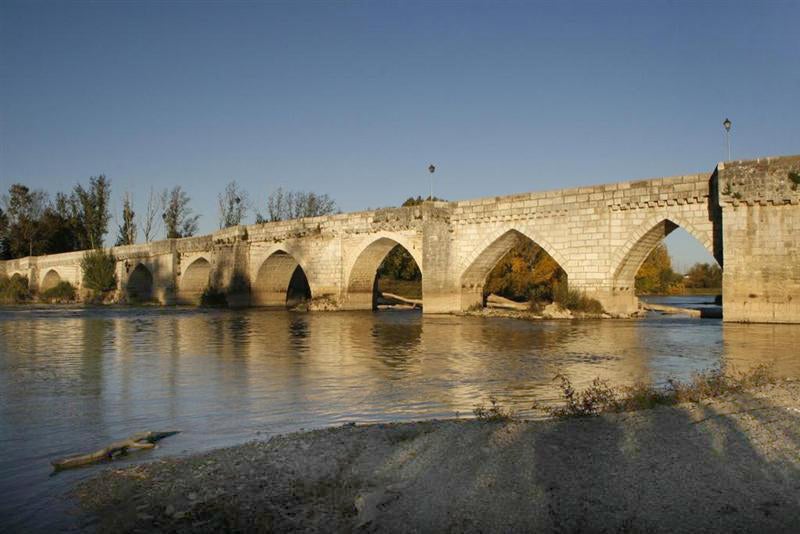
[75,382,800,532]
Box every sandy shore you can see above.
[76,382,800,533]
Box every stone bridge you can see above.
[2,155,799,323]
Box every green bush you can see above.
[81,249,118,294]
[0,274,32,304]
[552,282,604,314]
[40,281,77,303]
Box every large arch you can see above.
[126,263,154,302]
[252,250,311,307]
[610,216,716,293]
[40,269,62,292]
[178,257,211,304]
[458,228,567,310]
[344,236,422,310]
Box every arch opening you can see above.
[347,238,422,310]
[252,251,312,308]
[127,263,154,302]
[41,270,62,292]
[613,220,721,298]
[178,258,211,305]
[460,229,567,311]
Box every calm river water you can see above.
[1,297,799,531]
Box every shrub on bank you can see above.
[40,281,77,303]
[539,364,775,418]
[81,249,118,295]
[0,274,32,304]
[552,282,604,314]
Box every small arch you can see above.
[252,250,312,307]
[126,263,154,302]
[345,237,422,310]
[178,257,211,304]
[40,269,62,292]
[458,229,567,310]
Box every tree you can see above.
[217,181,249,229]
[38,193,82,254]
[635,244,682,294]
[684,262,722,289]
[256,188,337,223]
[2,183,48,257]
[115,193,137,246]
[73,175,111,249]
[0,207,8,259]
[142,187,160,243]
[81,248,117,293]
[484,240,565,301]
[161,186,199,239]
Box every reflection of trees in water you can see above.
[369,316,423,370]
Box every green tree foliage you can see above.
[115,193,137,246]
[484,240,565,301]
[162,186,200,238]
[256,188,337,223]
[0,207,8,258]
[81,248,118,293]
[378,245,421,281]
[2,184,49,257]
[218,181,249,229]
[683,262,722,289]
[635,244,683,294]
[73,175,111,249]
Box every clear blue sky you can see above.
[1,0,798,269]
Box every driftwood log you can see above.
[380,292,423,308]
[485,294,531,311]
[51,431,180,471]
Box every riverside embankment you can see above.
[75,381,800,533]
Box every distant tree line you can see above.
[0,178,339,260]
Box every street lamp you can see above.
[723,118,732,161]
[428,164,436,201]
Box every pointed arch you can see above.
[252,249,312,307]
[344,233,423,310]
[610,216,717,292]
[178,257,211,304]
[40,269,62,292]
[126,263,154,302]
[457,227,568,310]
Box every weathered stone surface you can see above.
[2,154,798,323]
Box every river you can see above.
[1,297,799,531]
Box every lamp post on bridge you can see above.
[428,164,436,201]
[723,118,732,161]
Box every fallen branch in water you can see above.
[51,431,180,472]
[380,292,422,308]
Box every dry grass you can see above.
[473,397,516,422]
[540,364,776,418]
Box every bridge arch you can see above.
[344,233,423,310]
[252,249,312,307]
[458,227,569,310]
[40,269,62,292]
[178,257,211,304]
[610,215,716,293]
[126,263,154,302]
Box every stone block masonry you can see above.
[2,154,798,323]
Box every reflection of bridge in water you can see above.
[2,155,798,323]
